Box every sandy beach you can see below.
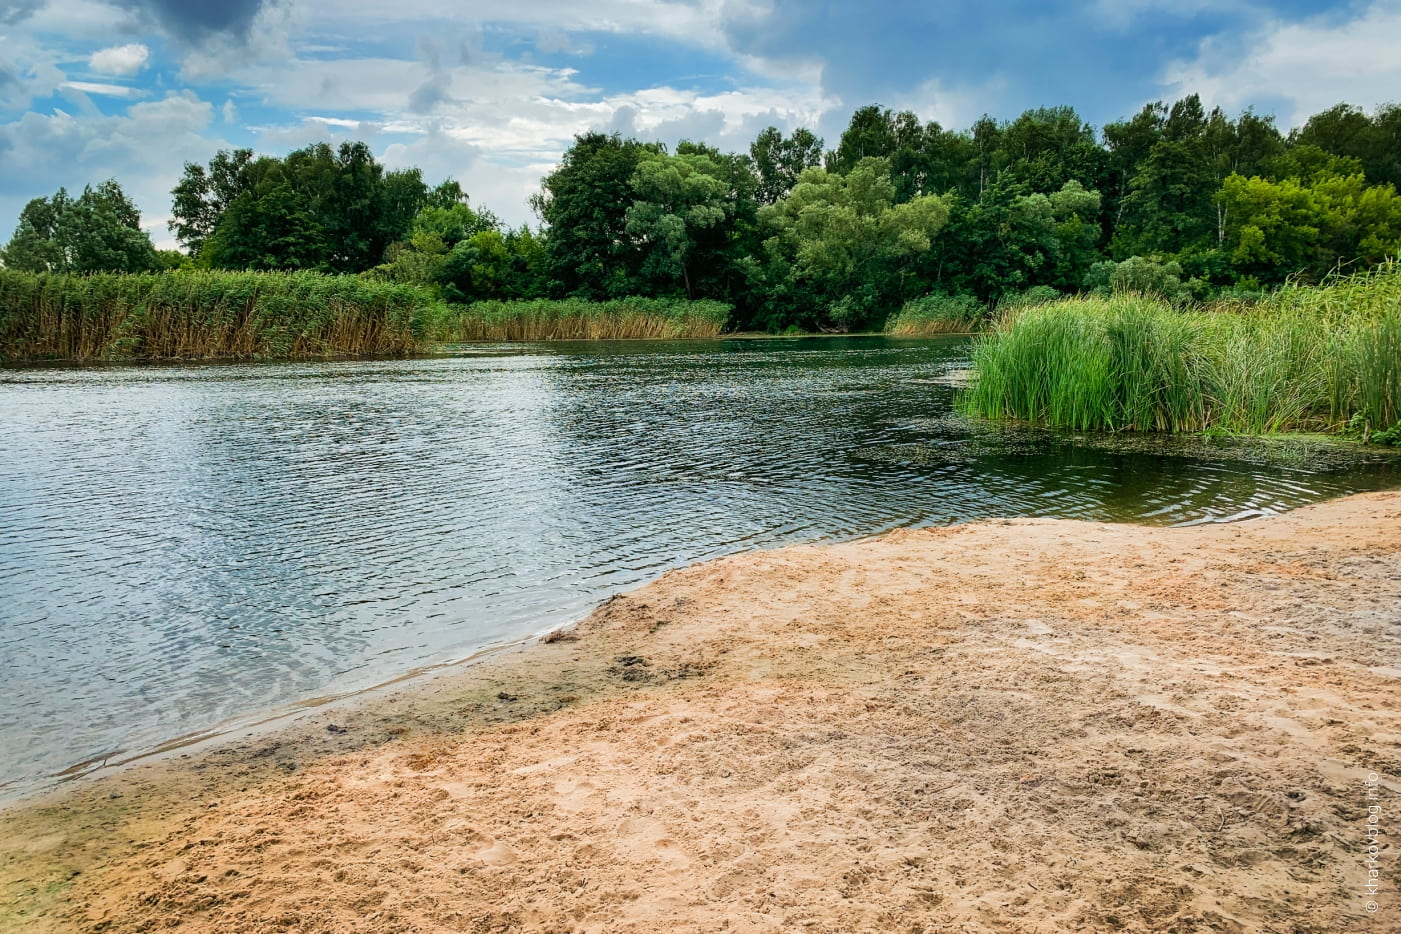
[2,492,1398,933]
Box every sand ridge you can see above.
[2,493,1399,932]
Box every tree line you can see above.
[3,96,1400,332]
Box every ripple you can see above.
[0,336,1398,798]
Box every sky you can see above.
[1,0,1400,247]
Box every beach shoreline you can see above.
[3,493,1399,932]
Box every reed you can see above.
[0,269,443,362]
[432,297,732,341]
[884,293,986,336]
[960,263,1401,438]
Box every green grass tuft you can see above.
[960,262,1401,438]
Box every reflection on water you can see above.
[1,336,1397,796]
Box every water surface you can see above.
[2,336,1397,797]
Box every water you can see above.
[1,336,1397,797]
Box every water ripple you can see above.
[1,337,1397,797]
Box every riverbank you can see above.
[3,493,1398,932]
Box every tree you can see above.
[750,126,823,204]
[1217,171,1401,283]
[203,170,326,271]
[624,151,737,298]
[751,158,949,330]
[170,148,258,257]
[2,180,159,273]
[1,192,66,271]
[532,132,663,299]
[170,143,429,272]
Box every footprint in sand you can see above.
[554,778,599,813]
[470,838,518,866]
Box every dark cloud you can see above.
[0,0,45,25]
[717,0,1280,130]
[111,0,273,43]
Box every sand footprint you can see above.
[554,778,599,813]
[469,837,518,866]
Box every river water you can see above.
[2,336,1397,798]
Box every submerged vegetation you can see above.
[961,264,1401,440]
[431,298,731,342]
[0,269,442,361]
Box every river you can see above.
[1,336,1397,799]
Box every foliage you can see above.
[171,143,430,272]
[532,132,662,300]
[749,158,949,332]
[625,151,736,298]
[7,95,1401,351]
[751,126,824,204]
[1,181,159,274]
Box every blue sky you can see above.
[1,0,1399,245]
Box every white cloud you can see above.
[0,92,226,248]
[301,0,740,51]
[0,31,65,110]
[89,42,150,75]
[60,80,145,98]
[1164,1,1401,126]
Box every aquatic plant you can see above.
[884,293,986,336]
[960,262,1401,438]
[0,269,442,361]
[431,297,732,341]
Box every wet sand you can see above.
[2,492,1398,933]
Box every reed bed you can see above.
[884,293,986,336]
[961,263,1401,438]
[432,298,732,341]
[0,270,442,362]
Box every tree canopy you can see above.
[8,93,1401,332]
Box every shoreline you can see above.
[3,493,1399,932]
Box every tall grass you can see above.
[0,269,443,362]
[432,297,732,341]
[961,263,1401,437]
[885,293,986,336]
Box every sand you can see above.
[2,492,1399,933]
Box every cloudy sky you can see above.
[2,0,1399,246]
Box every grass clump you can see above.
[961,263,1401,438]
[0,269,443,362]
[431,297,731,341]
[884,293,986,336]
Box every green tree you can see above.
[533,132,662,299]
[204,171,326,271]
[2,180,159,273]
[751,158,949,330]
[170,148,258,257]
[750,126,824,204]
[1218,171,1401,283]
[625,151,735,298]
